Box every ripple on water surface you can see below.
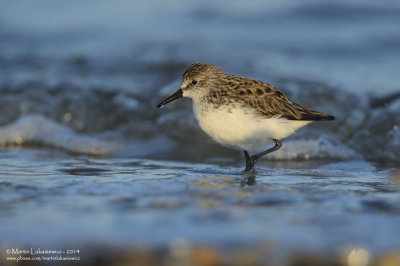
[0,149,399,263]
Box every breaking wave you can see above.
[0,83,399,165]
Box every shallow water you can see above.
[1,0,400,264]
[1,149,400,263]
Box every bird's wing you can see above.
[232,80,335,121]
[288,102,335,121]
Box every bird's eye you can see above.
[192,80,197,85]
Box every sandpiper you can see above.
[157,63,335,172]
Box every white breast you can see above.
[193,103,311,151]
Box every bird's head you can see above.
[157,63,224,108]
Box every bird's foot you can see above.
[243,158,257,173]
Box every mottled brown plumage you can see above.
[182,63,334,121]
[158,63,335,172]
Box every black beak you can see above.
[157,89,183,108]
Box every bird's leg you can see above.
[244,139,282,172]
[243,150,250,162]
[243,150,251,172]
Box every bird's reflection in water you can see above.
[239,171,257,186]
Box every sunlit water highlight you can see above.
[1,0,400,263]
[1,149,399,260]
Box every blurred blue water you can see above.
[1,0,400,261]
[0,149,400,258]
[0,0,399,162]
[1,0,400,93]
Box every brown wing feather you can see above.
[226,77,334,121]
[288,102,335,121]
